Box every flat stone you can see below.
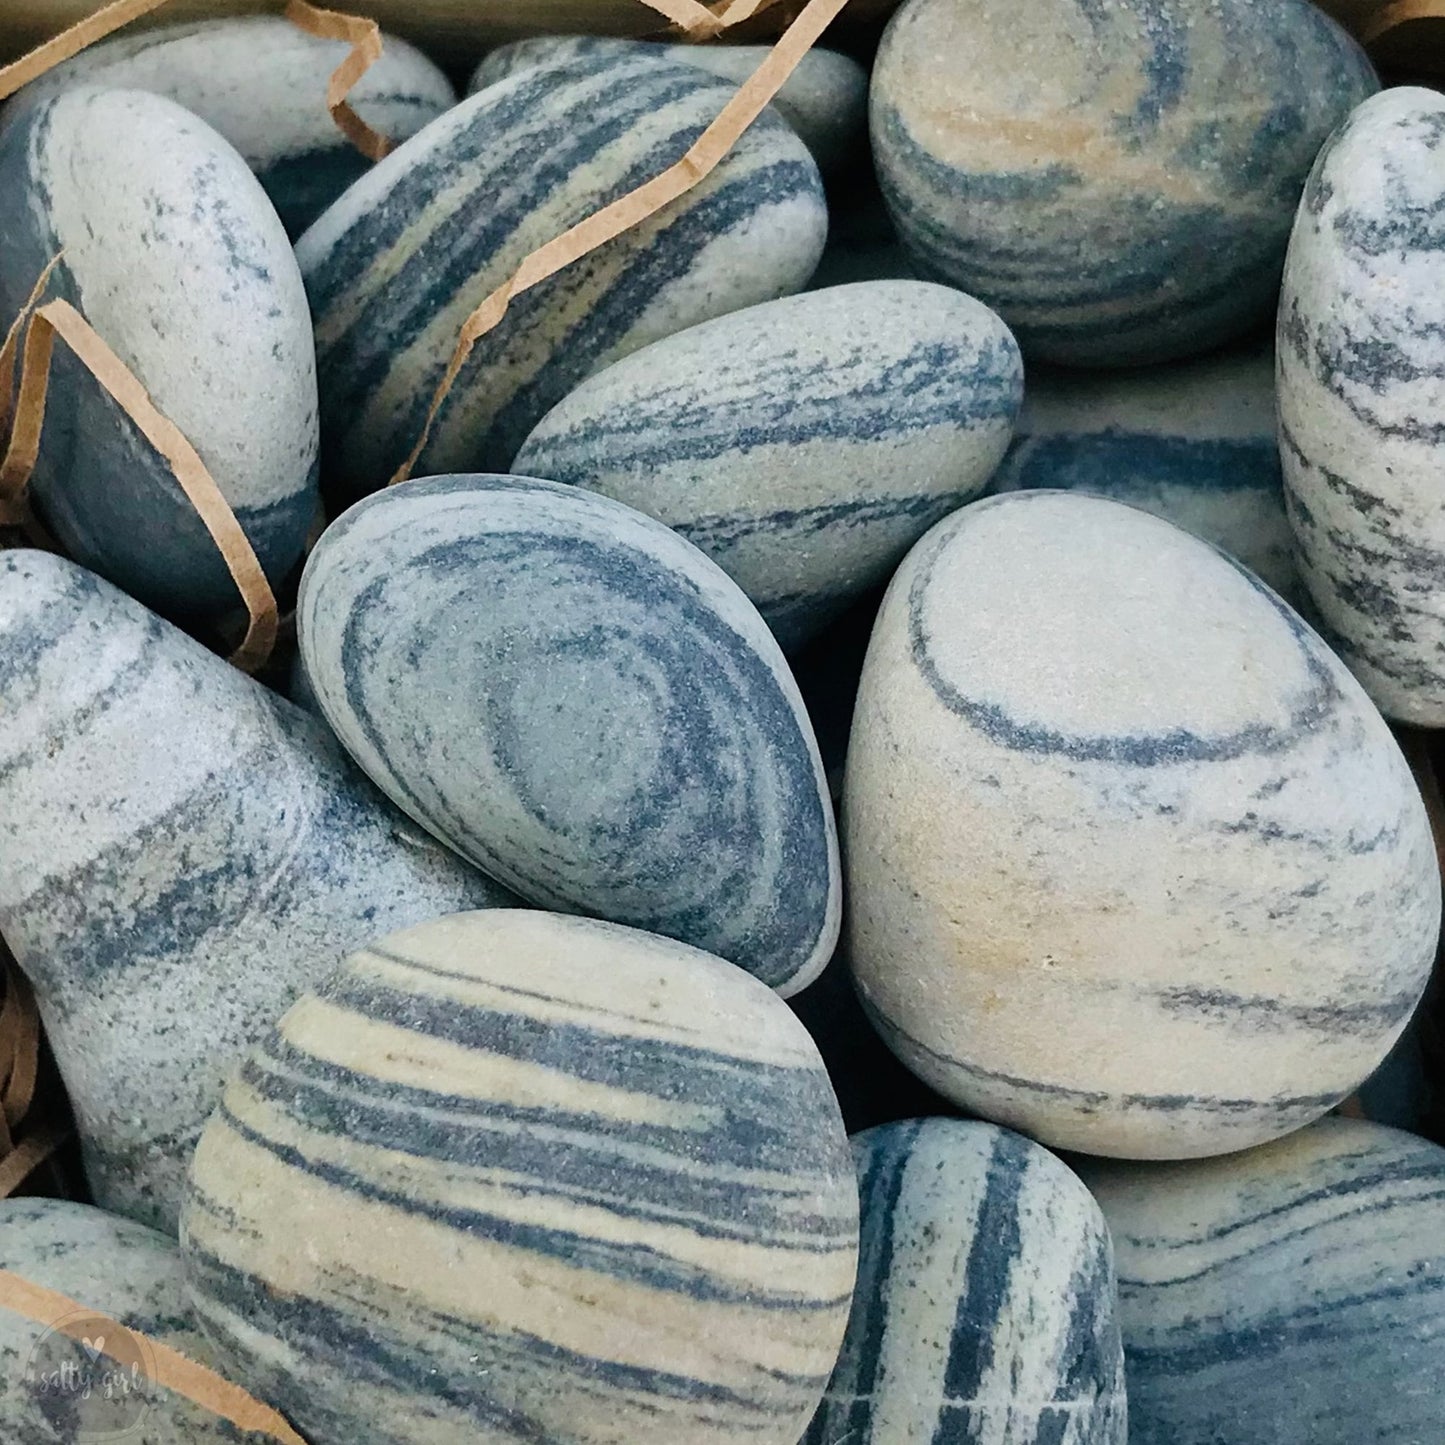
[0,550,511,1235]
[0,86,319,623]
[299,50,826,501]
[513,280,1022,650]
[871,0,1378,365]
[844,492,1439,1157]
[298,474,840,995]
[1279,87,1445,724]
[182,909,859,1445]
[804,1119,1126,1444]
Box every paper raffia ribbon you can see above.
[0,948,68,1200]
[1354,0,1445,45]
[284,0,397,162]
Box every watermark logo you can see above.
[23,1311,158,1441]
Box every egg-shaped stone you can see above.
[299,473,840,995]
[844,491,1439,1157]
[0,550,511,1235]
[513,280,1022,650]
[805,1119,1126,1444]
[1279,88,1445,725]
[1079,1117,1445,1445]
[300,50,826,503]
[0,87,319,623]
[182,909,859,1445]
[871,0,1378,366]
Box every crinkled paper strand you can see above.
[0,0,173,102]
[0,948,67,1199]
[284,0,397,162]
[1355,0,1445,45]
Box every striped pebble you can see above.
[1279,88,1445,725]
[871,0,1377,366]
[0,17,454,237]
[299,474,840,994]
[1080,1117,1445,1445]
[513,280,1023,651]
[804,1119,1126,1445]
[992,340,1303,605]
[299,50,825,501]
[844,492,1439,1157]
[182,909,859,1445]
[0,550,510,1235]
[0,86,318,623]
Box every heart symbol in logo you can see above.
[80,1336,105,1363]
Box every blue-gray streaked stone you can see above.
[298,50,826,503]
[298,473,840,995]
[870,0,1378,366]
[844,491,1439,1156]
[1278,87,1445,726]
[804,1119,1127,1445]
[0,549,512,1237]
[513,280,1023,651]
[1080,1117,1445,1445]
[0,86,318,624]
[182,909,859,1445]
[0,17,455,238]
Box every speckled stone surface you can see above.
[0,550,511,1236]
[1080,1117,1445,1445]
[0,86,318,623]
[844,491,1439,1157]
[0,17,455,237]
[1279,87,1445,725]
[871,0,1378,366]
[182,909,859,1445]
[299,50,826,501]
[470,35,868,177]
[513,280,1022,650]
[804,1119,1127,1445]
[299,474,840,995]
[992,340,1302,605]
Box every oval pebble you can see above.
[0,16,455,236]
[1079,1117,1445,1445]
[182,909,859,1445]
[299,473,840,995]
[871,0,1378,366]
[1279,87,1445,725]
[0,86,318,623]
[513,280,1023,650]
[844,491,1439,1157]
[0,550,510,1235]
[299,50,826,502]
[804,1119,1127,1445]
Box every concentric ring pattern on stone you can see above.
[299,474,840,994]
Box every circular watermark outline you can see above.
[22,1309,159,1442]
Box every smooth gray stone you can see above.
[0,86,318,624]
[0,550,512,1236]
[0,16,455,237]
[300,50,825,503]
[514,280,1022,650]
[805,1119,1127,1445]
[1080,1117,1445,1445]
[871,0,1378,366]
[298,473,841,996]
[1279,87,1445,725]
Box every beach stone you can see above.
[0,86,318,624]
[298,473,840,995]
[0,17,455,237]
[182,909,859,1445]
[0,550,511,1236]
[299,50,826,502]
[804,1119,1126,1444]
[844,491,1439,1157]
[871,0,1378,366]
[513,280,1022,650]
[992,339,1303,605]
[1279,87,1445,725]
[1080,1117,1445,1445]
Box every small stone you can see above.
[513,280,1022,650]
[298,473,840,995]
[182,909,859,1445]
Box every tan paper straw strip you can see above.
[0,0,174,102]
[391,0,852,485]
[1357,0,1445,44]
[0,254,64,456]
[0,948,69,1199]
[285,0,397,162]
